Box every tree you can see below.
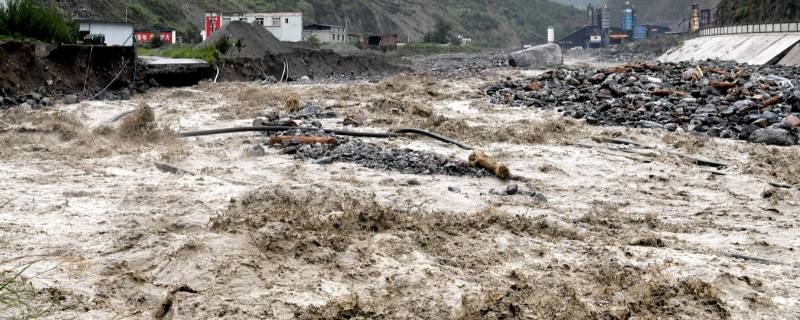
[234,38,246,57]
[0,0,77,43]
[305,34,320,46]
[212,35,232,63]
[425,20,453,44]
[150,31,163,48]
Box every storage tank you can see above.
[690,3,700,33]
[623,1,636,31]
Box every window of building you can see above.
[256,17,264,26]
[272,17,280,26]
[285,18,289,24]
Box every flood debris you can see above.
[468,151,510,179]
[276,137,491,177]
[486,61,800,146]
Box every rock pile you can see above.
[0,92,82,109]
[274,135,491,177]
[486,61,800,146]
[409,51,510,78]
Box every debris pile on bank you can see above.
[277,136,491,177]
[486,61,800,145]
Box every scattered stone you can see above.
[313,157,334,165]
[783,115,800,128]
[64,94,79,104]
[280,137,491,177]
[448,186,461,193]
[485,60,800,146]
[247,144,266,157]
[749,128,797,146]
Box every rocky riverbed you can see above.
[486,61,800,146]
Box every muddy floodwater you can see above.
[1,58,799,319]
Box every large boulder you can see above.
[508,44,562,69]
[749,128,797,146]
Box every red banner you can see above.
[205,14,222,38]
[135,31,175,44]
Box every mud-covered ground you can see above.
[1,57,799,319]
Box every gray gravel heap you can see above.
[276,136,491,177]
[485,61,800,146]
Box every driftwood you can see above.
[469,151,510,180]
[586,137,729,168]
[709,80,736,91]
[155,163,195,175]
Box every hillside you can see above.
[51,0,584,47]
[715,0,800,25]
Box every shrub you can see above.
[305,34,321,46]
[150,31,163,48]
[0,0,76,43]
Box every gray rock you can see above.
[506,184,519,195]
[749,128,796,146]
[313,157,334,165]
[447,186,461,193]
[508,44,563,69]
[248,144,266,157]
[40,97,52,106]
[63,95,79,104]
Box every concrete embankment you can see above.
[659,33,800,66]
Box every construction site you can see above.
[1,0,800,319]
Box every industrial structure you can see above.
[302,24,347,44]
[559,1,679,49]
[203,12,303,42]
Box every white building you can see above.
[78,20,134,46]
[302,24,347,44]
[207,12,303,42]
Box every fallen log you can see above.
[268,135,337,145]
[710,80,736,91]
[469,151,510,180]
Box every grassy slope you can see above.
[715,0,800,25]
[55,0,584,47]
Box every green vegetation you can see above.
[137,35,232,63]
[0,0,76,43]
[1,263,46,319]
[423,20,453,44]
[150,31,163,48]
[305,34,321,46]
[397,43,481,55]
[716,0,798,25]
[138,45,216,62]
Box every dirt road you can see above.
[1,66,798,319]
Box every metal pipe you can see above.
[175,126,473,149]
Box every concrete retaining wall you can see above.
[659,33,800,65]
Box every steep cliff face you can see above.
[715,0,800,25]
[51,0,584,47]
